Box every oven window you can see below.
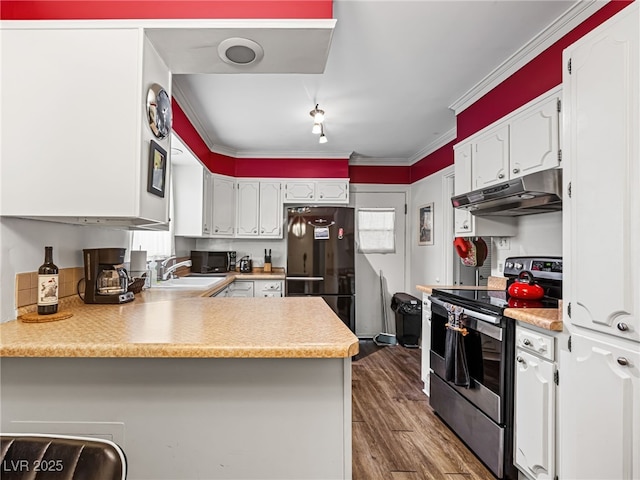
[430,310,502,396]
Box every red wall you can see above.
[0,1,332,20]
[410,140,455,183]
[235,158,348,178]
[456,0,634,142]
[348,165,411,185]
[4,0,632,184]
[410,0,634,183]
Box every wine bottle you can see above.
[37,246,59,315]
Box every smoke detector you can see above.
[218,38,264,66]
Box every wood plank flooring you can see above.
[352,340,496,480]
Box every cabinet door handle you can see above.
[523,338,532,346]
[516,356,526,364]
[617,322,629,331]
[512,168,520,174]
[617,357,629,366]
[498,173,505,179]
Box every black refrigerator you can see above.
[286,206,356,332]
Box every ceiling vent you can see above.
[218,38,264,66]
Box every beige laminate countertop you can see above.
[1,273,359,358]
[416,279,562,332]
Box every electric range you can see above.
[428,256,562,480]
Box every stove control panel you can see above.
[504,256,563,281]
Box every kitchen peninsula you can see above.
[0,294,359,480]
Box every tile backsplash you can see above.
[15,267,84,308]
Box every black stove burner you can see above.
[432,288,560,314]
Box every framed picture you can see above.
[418,203,434,246]
[147,140,167,198]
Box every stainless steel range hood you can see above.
[451,169,562,216]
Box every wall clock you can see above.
[146,83,172,139]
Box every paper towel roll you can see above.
[130,250,148,272]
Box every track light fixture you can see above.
[310,104,328,143]
[319,124,328,144]
[309,104,325,124]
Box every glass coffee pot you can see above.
[96,264,129,295]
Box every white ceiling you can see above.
[164,0,593,166]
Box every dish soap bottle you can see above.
[37,246,59,315]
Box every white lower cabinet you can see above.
[254,280,283,297]
[514,325,556,480]
[421,293,431,396]
[214,280,284,298]
[226,281,254,298]
[559,331,640,480]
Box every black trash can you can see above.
[390,292,422,348]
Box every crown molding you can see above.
[348,155,411,166]
[449,0,607,115]
[233,149,351,159]
[408,128,457,165]
[172,81,220,150]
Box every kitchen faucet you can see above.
[159,257,192,281]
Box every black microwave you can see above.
[190,251,237,273]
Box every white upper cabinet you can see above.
[316,180,349,203]
[467,89,561,191]
[173,164,212,237]
[0,27,171,228]
[211,175,236,237]
[283,180,349,204]
[236,181,261,236]
[284,181,316,202]
[563,3,639,342]
[259,182,283,237]
[472,123,510,189]
[454,142,475,234]
[510,96,561,179]
[236,181,283,238]
[454,142,516,237]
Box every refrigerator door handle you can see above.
[286,276,325,281]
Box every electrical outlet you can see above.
[495,237,511,250]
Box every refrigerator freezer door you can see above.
[286,207,355,295]
[286,206,356,332]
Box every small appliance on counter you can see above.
[239,255,252,273]
[80,248,134,304]
[190,250,236,274]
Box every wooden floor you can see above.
[352,340,496,480]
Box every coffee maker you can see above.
[81,248,134,304]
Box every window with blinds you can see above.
[357,208,396,254]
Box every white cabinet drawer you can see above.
[254,280,283,297]
[516,326,555,361]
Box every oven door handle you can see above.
[429,296,502,325]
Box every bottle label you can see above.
[38,274,59,306]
